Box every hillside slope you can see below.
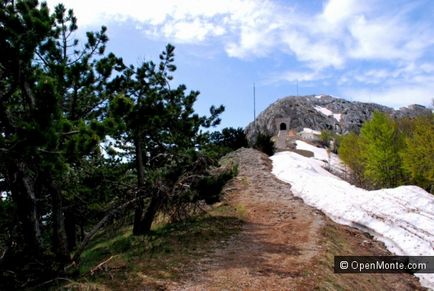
[273,141,434,289]
[169,148,424,290]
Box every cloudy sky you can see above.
[50,0,434,129]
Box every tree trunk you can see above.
[133,132,146,235]
[47,176,70,264]
[138,193,162,234]
[8,161,43,254]
[64,207,76,251]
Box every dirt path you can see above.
[168,148,424,290]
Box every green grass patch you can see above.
[75,203,243,289]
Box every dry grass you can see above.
[60,203,243,290]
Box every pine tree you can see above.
[208,127,248,156]
[0,1,123,282]
[108,44,225,235]
[0,1,234,287]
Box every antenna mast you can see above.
[253,83,256,129]
[296,80,299,96]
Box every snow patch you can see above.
[301,128,321,135]
[271,151,434,290]
[314,106,341,122]
[296,140,328,161]
[295,140,347,176]
[314,105,333,116]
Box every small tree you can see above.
[338,132,365,186]
[320,130,333,147]
[109,44,226,235]
[360,112,404,188]
[401,115,434,193]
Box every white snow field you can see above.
[295,140,347,176]
[270,146,434,289]
[300,127,321,135]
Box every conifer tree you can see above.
[0,1,233,287]
[0,0,123,280]
[108,44,225,235]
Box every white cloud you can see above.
[268,69,325,84]
[49,0,434,108]
[160,19,226,43]
[281,31,344,69]
[344,84,434,109]
[321,0,371,24]
[337,57,434,108]
[339,62,434,86]
[50,0,434,67]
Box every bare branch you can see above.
[35,51,49,68]
[61,130,79,136]
[89,255,118,275]
[71,195,145,262]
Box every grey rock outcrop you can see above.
[245,95,431,142]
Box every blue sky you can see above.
[50,0,434,129]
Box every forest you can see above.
[338,112,433,193]
[0,1,249,288]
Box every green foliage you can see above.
[206,127,248,157]
[339,112,433,193]
[320,130,340,153]
[320,130,333,147]
[0,2,127,286]
[338,132,365,186]
[253,133,275,156]
[210,127,248,150]
[195,163,238,205]
[0,1,234,288]
[401,115,434,193]
[105,43,227,235]
[360,112,404,188]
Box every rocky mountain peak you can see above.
[245,95,431,142]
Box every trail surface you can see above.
[168,148,424,290]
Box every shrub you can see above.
[252,133,275,156]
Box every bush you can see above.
[320,130,339,153]
[338,132,365,187]
[209,127,248,152]
[252,133,275,156]
[320,130,333,147]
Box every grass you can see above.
[65,203,244,290]
[233,203,248,218]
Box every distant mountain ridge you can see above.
[245,95,431,141]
